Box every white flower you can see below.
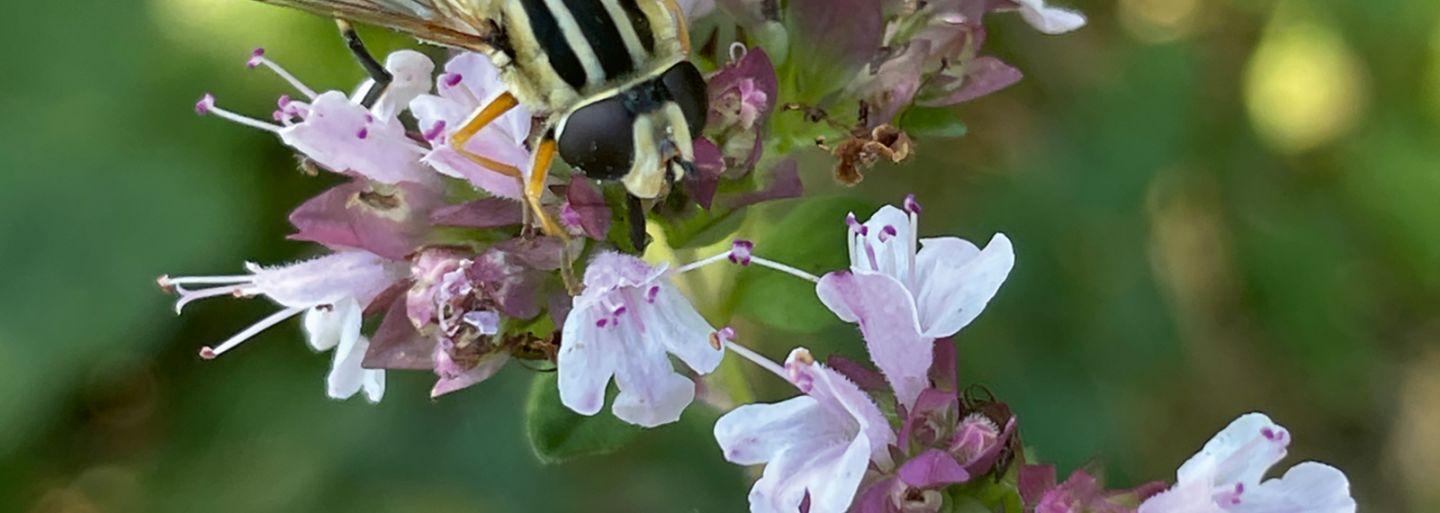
[1001,0,1087,35]
[715,348,895,513]
[304,297,385,402]
[160,251,406,402]
[1138,413,1356,513]
[557,251,725,427]
[817,196,1013,409]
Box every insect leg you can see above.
[660,0,692,55]
[336,19,392,109]
[450,92,526,179]
[626,194,649,252]
[526,137,567,239]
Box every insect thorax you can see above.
[490,0,686,115]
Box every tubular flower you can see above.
[817,196,1014,409]
[197,48,437,186]
[1138,413,1356,513]
[558,251,726,427]
[159,251,407,401]
[715,348,895,513]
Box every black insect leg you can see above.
[336,19,392,109]
[627,194,650,253]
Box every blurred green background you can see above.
[3,0,1438,511]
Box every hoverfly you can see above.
[253,0,709,239]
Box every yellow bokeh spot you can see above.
[1118,0,1202,43]
[1243,2,1367,154]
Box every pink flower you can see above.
[1138,413,1356,513]
[159,251,407,401]
[409,52,533,200]
[198,48,437,186]
[558,252,725,427]
[817,196,1013,409]
[715,348,895,513]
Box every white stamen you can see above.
[172,284,253,314]
[729,42,748,64]
[200,306,306,359]
[673,250,733,274]
[205,101,283,133]
[748,256,822,283]
[907,208,919,289]
[161,275,254,286]
[724,340,790,382]
[251,56,318,99]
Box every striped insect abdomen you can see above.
[495,0,685,113]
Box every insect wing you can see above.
[250,0,496,50]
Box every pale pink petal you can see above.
[911,233,1014,338]
[793,351,895,465]
[714,396,841,465]
[359,50,435,120]
[557,305,617,416]
[816,271,931,410]
[278,91,432,186]
[421,146,524,199]
[1175,413,1289,489]
[646,283,724,374]
[251,251,405,309]
[750,433,872,513]
[610,340,696,427]
[850,205,914,281]
[1138,478,1225,513]
[1229,462,1355,513]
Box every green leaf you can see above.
[659,206,748,249]
[729,197,876,333]
[899,107,969,139]
[524,373,641,464]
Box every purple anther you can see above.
[247,48,266,69]
[879,225,898,242]
[195,93,215,115]
[423,120,448,142]
[904,194,923,215]
[729,239,754,265]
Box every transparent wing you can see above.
[251,0,497,51]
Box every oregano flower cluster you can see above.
[159,2,1358,512]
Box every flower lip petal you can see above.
[816,270,931,410]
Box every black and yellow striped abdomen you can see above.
[493,0,685,114]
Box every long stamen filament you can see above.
[200,306,306,359]
[172,285,249,314]
[203,100,282,133]
[749,256,822,283]
[724,341,789,382]
[673,250,733,275]
[160,275,254,286]
[252,56,318,99]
